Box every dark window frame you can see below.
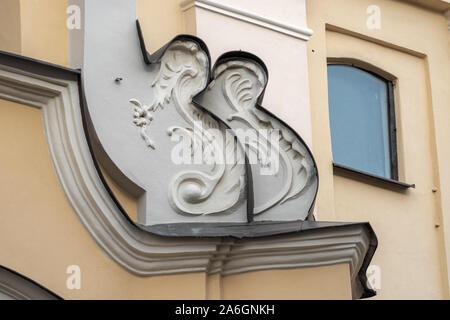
[327,59,399,181]
[387,81,399,181]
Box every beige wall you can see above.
[221,265,351,300]
[306,0,450,299]
[20,0,69,66]
[0,0,69,66]
[0,0,182,67]
[328,31,444,299]
[0,0,22,54]
[137,0,185,53]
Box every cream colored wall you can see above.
[0,0,68,66]
[221,265,351,300]
[329,32,444,299]
[137,0,185,52]
[0,0,21,54]
[20,0,69,66]
[306,0,450,299]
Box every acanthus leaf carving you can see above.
[129,98,155,149]
[129,40,246,216]
[208,58,317,217]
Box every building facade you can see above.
[0,0,449,300]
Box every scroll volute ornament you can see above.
[80,0,317,227]
[194,52,318,221]
[130,36,248,219]
[133,24,318,222]
[127,24,318,223]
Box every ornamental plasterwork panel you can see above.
[79,0,317,226]
[0,266,60,300]
[0,0,377,299]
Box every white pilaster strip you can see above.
[179,0,314,41]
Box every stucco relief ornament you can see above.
[195,53,318,220]
[114,21,318,223]
[211,59,315,215]
[127,38,246,217]
[81,12,317,227]
[129,98,155,149]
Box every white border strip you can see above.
[180,0,314,41]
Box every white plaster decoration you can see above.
[129,98,155,149]
[0,58,373,298]
[128,40,246,216]
[160,41,245,216]
[127,40,209,151]
[179,0,314,41]
[205,59,316,217]
[222,61,314,209]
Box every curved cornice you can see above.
[0,266,60,300]
[179,0,314,41]
[0,50,376,299]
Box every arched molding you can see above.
[0,266,60,300]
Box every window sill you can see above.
[332,163,415,189]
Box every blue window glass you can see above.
[327,64,393,179]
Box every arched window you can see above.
[327,64,398,180]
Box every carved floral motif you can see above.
[129,41,246,216]
[129,98,155,149]
[127,41,314,219]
